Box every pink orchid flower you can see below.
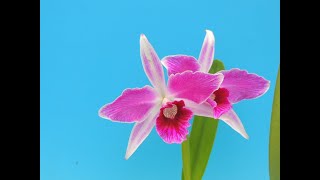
[98,34,224,159]
[161,30,270,139]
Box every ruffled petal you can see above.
[220,69,270,104]
[213,102,232,119]
[167,71,224,104]
[161,55,200,75]
[99,86,159,123]
[156,100,193,144]
[212,88,232,119]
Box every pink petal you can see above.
[156,100,193,144]
[161,55,200,76]
[219,109,249,139]
[167,71,224,104]
[140,34,166,95]
[220,68,270,104]
[198,30,215,73]
[99,86,159,123]
[213,102,232,119]
[125,104,161,159]
[182,99,214,118]
[212,88,232,119]
[206,97,217,108]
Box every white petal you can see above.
[219,109,249,139]
[125,103,161,159]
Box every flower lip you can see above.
[211,88,232,119]
[156,100,193,144]
[213,88,229,104]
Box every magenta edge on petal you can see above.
[220,68,271,103]
[98,85,159,123]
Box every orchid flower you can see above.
[98,34,224,159]
[161,30,270,139]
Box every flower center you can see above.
[163,104,178,119]
[211,94,216,101]
[213,88,229,104]
[156,100,193,144]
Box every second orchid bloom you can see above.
[99,30,270,159]
[162,30,270,139]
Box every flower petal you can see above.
[167,71,224,104]
[220,68,270,104]
[205,98,217,110]
[213,101,232,119]
[161,55,200,76]
[198,30,215,73]
[99,86,159,123]
[156,100,193,144]
[212,88,232,119]
[125,104,161,159]
[140,34,166,95]
[219,109,249,139]
[182,99,214,118]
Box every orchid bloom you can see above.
[161,30,270,139]
[98,34,224,159]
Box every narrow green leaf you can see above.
[182,138,191,180]
[181,169,185,180]
[269,67,280,180]
[189,116,219,180]
[181,60,225,180]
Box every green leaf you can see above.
[269,67,280,180]
[182,139,191,180]
[189,116,219,180]
[208,59,225,75]
[181,170,185,180]
[181,60,225,180]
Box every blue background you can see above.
[40,0,279,179]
